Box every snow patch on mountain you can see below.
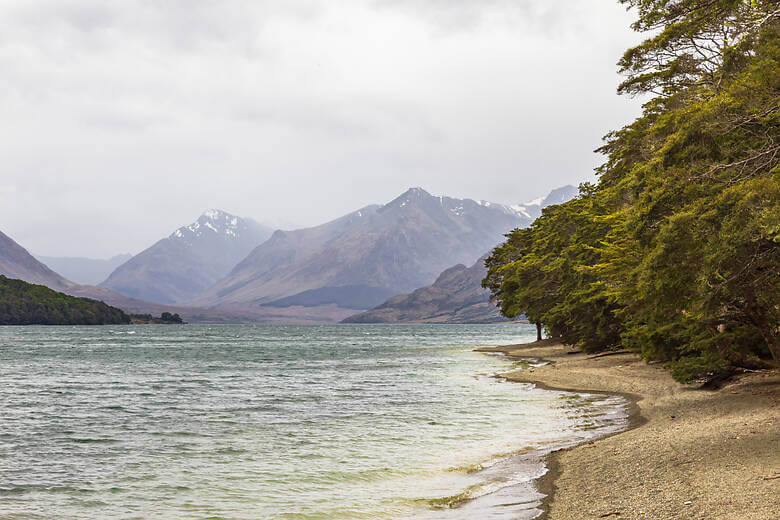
[170,209,253,241]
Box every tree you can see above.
[160,312,184,323]
[485,188,625,352]
[484,0,779,381]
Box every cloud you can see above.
[0,0,643,257]
[372,0,609,36]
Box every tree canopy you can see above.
[485,0,779,382]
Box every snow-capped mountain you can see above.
[100,210,273,304]
[170,209,254,241]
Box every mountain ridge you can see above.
[342,185,579,323]
[341,255,510,323]
[192,187,533,313]
[100,209,273,304]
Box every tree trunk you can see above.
[743,296,778,366]
[764,333,779,366]
[536,321,543,342]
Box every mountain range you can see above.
[100,210,273,304]
[192,188,534,316]
[0,229,229,321]
[2,185,578,323]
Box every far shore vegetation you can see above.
[0,275,186,326]
[0,275,130,325]
[485,0,779,383]
[128,312,185,324]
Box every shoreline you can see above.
[476,340,779,519]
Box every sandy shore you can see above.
[476,340,779,520]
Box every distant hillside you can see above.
[0,275,130,325]
[1,229,169,311]
[101,210,273,304]
[0,230,72,291]
[342,256,508,323]
[194,188,532,315]
[37,254,132,285]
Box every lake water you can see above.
[0,324,627,519]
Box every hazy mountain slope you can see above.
[264,285,399,310]
[100,210,273,304]
[194,188,531,309]
[342,256,507,323]
[37,254,132,285]
[0,230,72,291]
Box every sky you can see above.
[0,0,645,258]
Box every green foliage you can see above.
[485,1,779,382]
[667,353,731,384]
[160,312,184,323]
[0,276,131,325]
[484,189,625,352]
[128,312,185,324]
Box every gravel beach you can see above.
[477,340,780,520]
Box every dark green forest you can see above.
[485,0,779,382]
[0,276,131,325]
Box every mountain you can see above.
[342,185,580,323]
[0,275,130,325]
[100,210,273,304]
[342,255,509,323]
[0,227,350,323]
[0,229,237,322]
[36,254,132,286]
[193,188,532,313]
[508,185,578,221]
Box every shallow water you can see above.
[0,324,627,519]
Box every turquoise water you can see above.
[0,324,627,519]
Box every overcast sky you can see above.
[1,0,644,257]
